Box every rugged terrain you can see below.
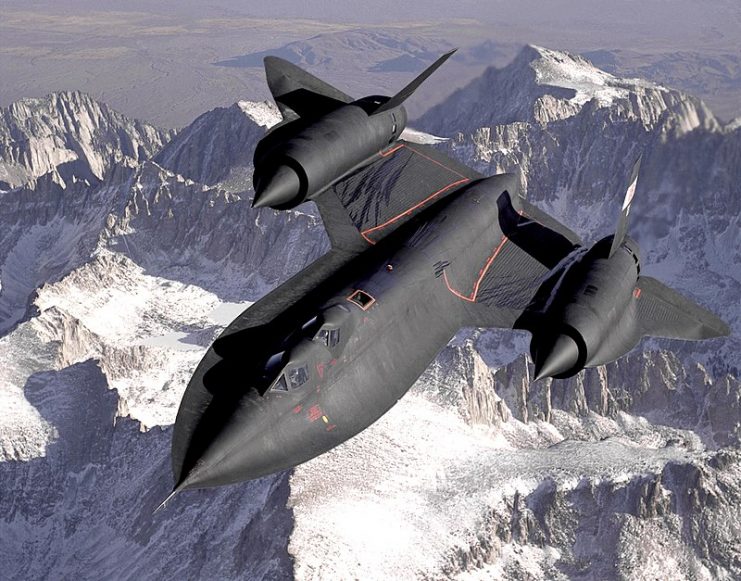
[0,46,739,580]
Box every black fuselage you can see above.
[166,52,728,499]
[173,177,491,490]
[172,175,648,490]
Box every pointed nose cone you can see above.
[174,456,213,493]
[533,334,580,380]
[173,399,288,492]
[174,441,256,493]
[252,165,301,208]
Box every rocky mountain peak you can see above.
[419,44,721,134]
[154,100,279,190]
[0,91,173,191]
[237,100,281,129]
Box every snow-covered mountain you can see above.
[0,46,738,580]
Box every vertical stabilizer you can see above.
[609,155,642,257]
[373,49,457,114]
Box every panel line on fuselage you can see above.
[379,143,405,157]
[333,141,475,245]
[403,144,470,180]
[361,178,470,244]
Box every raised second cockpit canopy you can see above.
[312,303,352,352]
[315,328,340,348]
[286,365,309,388]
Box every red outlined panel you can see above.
[346,289,376,310]
[361,178,469,244]
[443,236,510,302]
[443,209,533,303]
[404,145,469,180]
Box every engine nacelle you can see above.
[530,236,641,379]
[252,102,407,209]
[530,324,588,379]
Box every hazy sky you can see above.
[8,0,741,46]
[2,0,739,126]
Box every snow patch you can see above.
[30,250,241,426]
[529,45,639,108]
[238,100,282,129]
[288,392,697,579]
[527,44,675,118]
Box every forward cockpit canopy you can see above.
[264,303,354,393]
[271,363,310,392]
[265,347,311,392]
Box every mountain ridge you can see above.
[0,44,738,579]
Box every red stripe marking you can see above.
[443,236,510,302]
[442,208,531,303]
[292,405,303,414]
[379,143,404,157]
[633,287,642,299]
[361,178,470,244]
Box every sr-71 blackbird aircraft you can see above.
[163,50,729,503]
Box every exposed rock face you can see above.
[154,101,280,190]
[0,46,738,579]
[477,349,741,449]
[0,361,294,580]
[0,95,324,335]
[99,159,327,300]
[0,91,173,191]
[437,452,741,580]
